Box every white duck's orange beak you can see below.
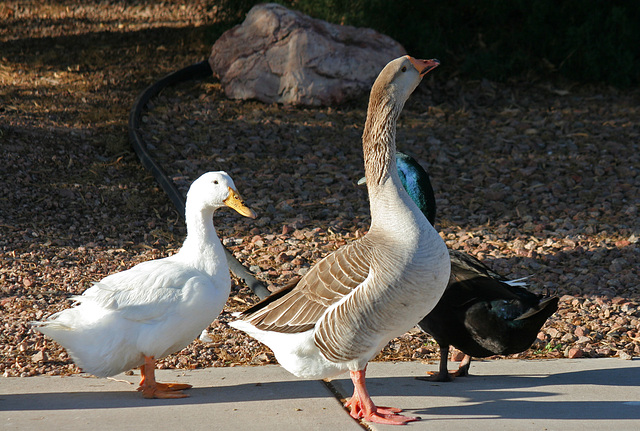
[223,187,257,219]
[408,56,440,76]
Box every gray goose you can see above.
[230,56,449,425]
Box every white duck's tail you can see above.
[32,304,143,377]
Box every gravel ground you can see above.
[2,1,639,378]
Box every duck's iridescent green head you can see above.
[396,152,437,225]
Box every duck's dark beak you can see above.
[408,57,440,76]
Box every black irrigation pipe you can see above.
[128,60,271,301]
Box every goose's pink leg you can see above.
[344,368,420,425]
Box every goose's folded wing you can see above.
[239,238,373,333]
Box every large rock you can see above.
[209,3,405,106]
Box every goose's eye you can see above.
[401,66,407,72]
[213,180,219,184]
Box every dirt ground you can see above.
[1,1,639,378]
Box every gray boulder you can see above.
[209,3,406,106]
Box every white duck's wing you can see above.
[75,258,199,323]
[239,238,373,334]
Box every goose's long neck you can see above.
[363,95,398,189]
[363,94,415,231]
[178,202,227,277]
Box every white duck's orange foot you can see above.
[155,382,192,391]
[137,356,192,398]
[137,385,190,399]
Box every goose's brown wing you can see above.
[239,238,373,333]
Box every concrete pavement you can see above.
[1,359,638,430]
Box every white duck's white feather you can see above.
[34,171,254,377]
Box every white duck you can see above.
[230,56,449,425]
[34,171,256,399]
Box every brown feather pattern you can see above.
[313,234,423,362]
[240,238,373,334]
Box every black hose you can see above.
[128,60,271,300]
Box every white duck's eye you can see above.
[213,180,219,184]
[401,66,407,72]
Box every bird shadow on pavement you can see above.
[0,378,335,411]
[353,365,640,421]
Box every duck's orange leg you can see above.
[137,356,191,399]
[345,368,420,425]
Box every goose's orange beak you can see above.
[408,56,440,76]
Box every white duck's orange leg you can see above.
[345,368,420,425]
[137,356,191,399]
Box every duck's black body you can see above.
[418,250,558,380]
[395,152,559,381]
